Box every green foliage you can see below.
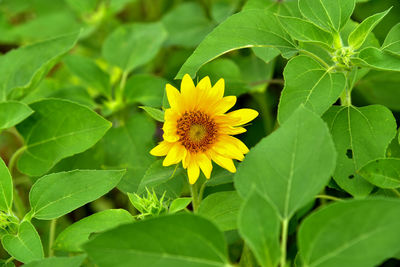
[358,158,400,188]
[0,101,33,130]
[0,158,13,212]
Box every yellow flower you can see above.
[150,74,258,184]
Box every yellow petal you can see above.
[196,76,212,90]
[213,141,244,161]
[209,150,236,173]
[164,108,179,121]
[226,109,259,126]
[180,74,196,100]
[219,126,247,135]
[163,143,185,166]
[197,153,213,179]
[150,141,173,156]
[210,78,224,100]
[188,162,200,184]
[162,120,179,142]
[166,84,182,111]
[211,96,236,114]
[182,151,192,169]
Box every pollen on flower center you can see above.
[176,111,217,153]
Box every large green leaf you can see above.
[162,2,215,48]
[102,22,167,73]
[198,191,242,231]
[358,158,400,189]
[353,47,400,72]
[238,190,280,267]
[0,158,12,213]
[382,23,400,55]
[176,9,296,78]
[1,221,44,264]
[0,101,33,130]
[234,106,336,219]
[298,0,356,32]
[16,99,111,176]
[29,170,125,220]
[278,55,345,123]
[299,199,400,267]
[125,74,168,107]
[323,105,397,196]
[348,8,391,50]
[0,32,79,101]
[54,209,133,252]
[83,214,231,267]
[23,255,86,267]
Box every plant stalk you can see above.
[190,182,200,212]
[280,219,289,267]
[48,219,57,257]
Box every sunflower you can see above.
[150,74,258,184]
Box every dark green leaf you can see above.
[125,74,168,107]
[358,158,400,188]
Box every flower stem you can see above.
[48,219,57,257]
[280,219,289,267]
[190,183,200,212]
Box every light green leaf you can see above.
[382,23,400,55]
[348,8,391,50]
[299,199,400,267]
[238,190,280,267]
[0,101,33,130]
[323,105,397,196]
[198,191,242,231]
[0,158,12,212]
[54,209,133,252]
[169,198,192,214]
[278,55,345,123]
[23,255,86,267]
[139,106,165,122]
[1,221,44,263]
[176,9,296,78]
[358,158,400,189]
[353,47,400,72]
[125,74,168,107]
[29,170,125,220]
[16,99,111,176]
[298,0,356,32]
[64,54,111,98]
[102,22,167,73]
[83,214,230,267]
[278,16,333,46]
[162,2,215,48]
[0,32,79,101]
[235,106,336,219]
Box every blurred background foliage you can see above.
[0,0,400,263]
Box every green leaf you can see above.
[29,170,125,220]
[238,190,280,267]
[353,47,400,72]
[0,101,33,130]
[278,56,345,123]
[1,221,44,264]
[198,191,242,231]
[102,22,167,73]
[0,158,12,212]
[382,23,400,55]
[169,198,192,214]
[139,106,165,122]
[162,2,215,48]
[278,16,333,46]
[298,0,356,32]
[23,255,86,267]
[16,99,111,176]
[358,158,400,189]
[299,199,400,267]
[83,214,230,267]
[211,0,240,23]
[54,209,133,252]
[235,106,336,219]
[176,9,296,78]
[64,54,111,98]
[125,74,168,107]
[323,105,397,196]
[0,32,79,101]
[348,8,391,50]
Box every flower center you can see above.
[176,111,218,153]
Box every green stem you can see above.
[12,188,26,219]
[298,49,331,69]
[190,183,200,213]
[340,72,352,106]
[391,189,400,198]
[315,194,343,202]
[8,146,26,177]
[48,219,57,257]
[116,70,128,102]
[280,219,289,267]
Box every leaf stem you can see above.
[298,49,331,69]
[190,182,200,213]
[390,189,400,198]
[280,219,289,267]
[315,194,343,202]
[48,219,57,257]
[7,146,26,177]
